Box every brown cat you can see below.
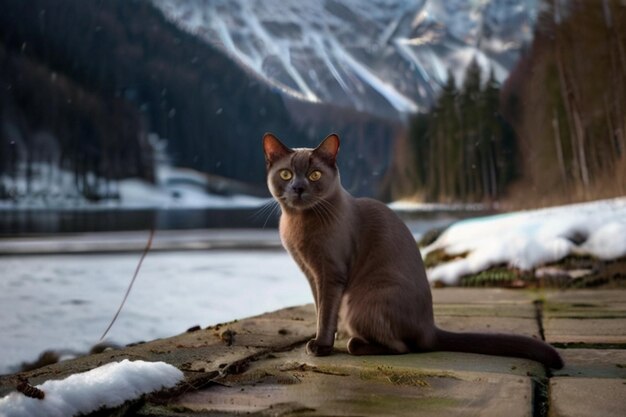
[263,132,564,369]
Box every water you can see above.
[0,249,311,375]
[0,208,280,236]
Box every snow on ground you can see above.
[0,360,183,417]
[0,250,310,375]
[424,198,626,285]
[388,200,487,212]
[115,177,267,209]
[0,162,268,210]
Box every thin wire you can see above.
[99,228,155,342]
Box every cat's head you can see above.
[263,133,341,210]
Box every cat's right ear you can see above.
[263,133,292,168]
[314,133,340,166]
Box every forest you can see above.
[0,0,401,202]
[398,0,626,206]
[401,63,517,202]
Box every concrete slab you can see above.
[435,316,541,339]
[431,288,536,304]
[550,377,626,417]
[544,302,626,319]
[330,340,546,378]
[543,291,626,319]
[544,290,626,305]
[174,349,536,417]
[434,303,536,318]
[543,317,626,344]
[553,349,626,379]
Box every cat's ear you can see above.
[314,133,340,165]
[263,133,292,167]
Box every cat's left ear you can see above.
[263,133,292,167]
[314,133,340,166]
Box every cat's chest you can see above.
[279,214,334,258]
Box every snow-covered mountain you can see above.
[152,0,537,118]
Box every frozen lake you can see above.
[0,249,312,375]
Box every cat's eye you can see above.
[308,170,322,181]
[279,169,293,181]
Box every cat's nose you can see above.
[292,184,305,196]
[291,178,307,197]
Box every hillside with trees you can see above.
[0,0,400,202]
[502,0,626,205]
[397,0,626,206]
[399,63,517,203]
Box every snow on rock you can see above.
[151,0,536,117]
[423,198,626,285]
[0,360,183,417]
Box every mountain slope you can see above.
[152,0,538,118]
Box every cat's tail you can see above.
[433,327,564,369]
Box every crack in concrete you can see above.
[533,299,548,342]
[532,299,551,417]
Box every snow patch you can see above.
[388,200,486,212]
[0,162,268,210]
[0,360,183,417]
[424,198,626,285]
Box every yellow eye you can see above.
[308,170,322,181]
[279,169,293,181]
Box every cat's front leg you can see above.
[306,277,344,356]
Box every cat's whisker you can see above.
[311,200,332,225]
[250,199,276,220]
[263,201,281,228]
[312,196,339,224]
[307,197,327,224]
[250,199,281,229]
[252,200,279,218]
[315,203,334,225]
[311,203,330,225]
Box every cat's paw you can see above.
[305,339,333,356]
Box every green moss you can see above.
[418,227,447,247]
[545,254,597,269]
[543,302,626,319]
[460,267,528,288]
[225,368,301,386]
[424,249,469,269]
[452,255,626,289]
[359,365,457,387]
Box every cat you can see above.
[263,132,564,369]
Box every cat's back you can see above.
[354,198,411,235]
[353,197,421,256]
[350,197,429,292]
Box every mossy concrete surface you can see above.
[542,290,626,417]
[174,349,535,417]
[1,289,625,416]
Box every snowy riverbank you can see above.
[424,198,626,285]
